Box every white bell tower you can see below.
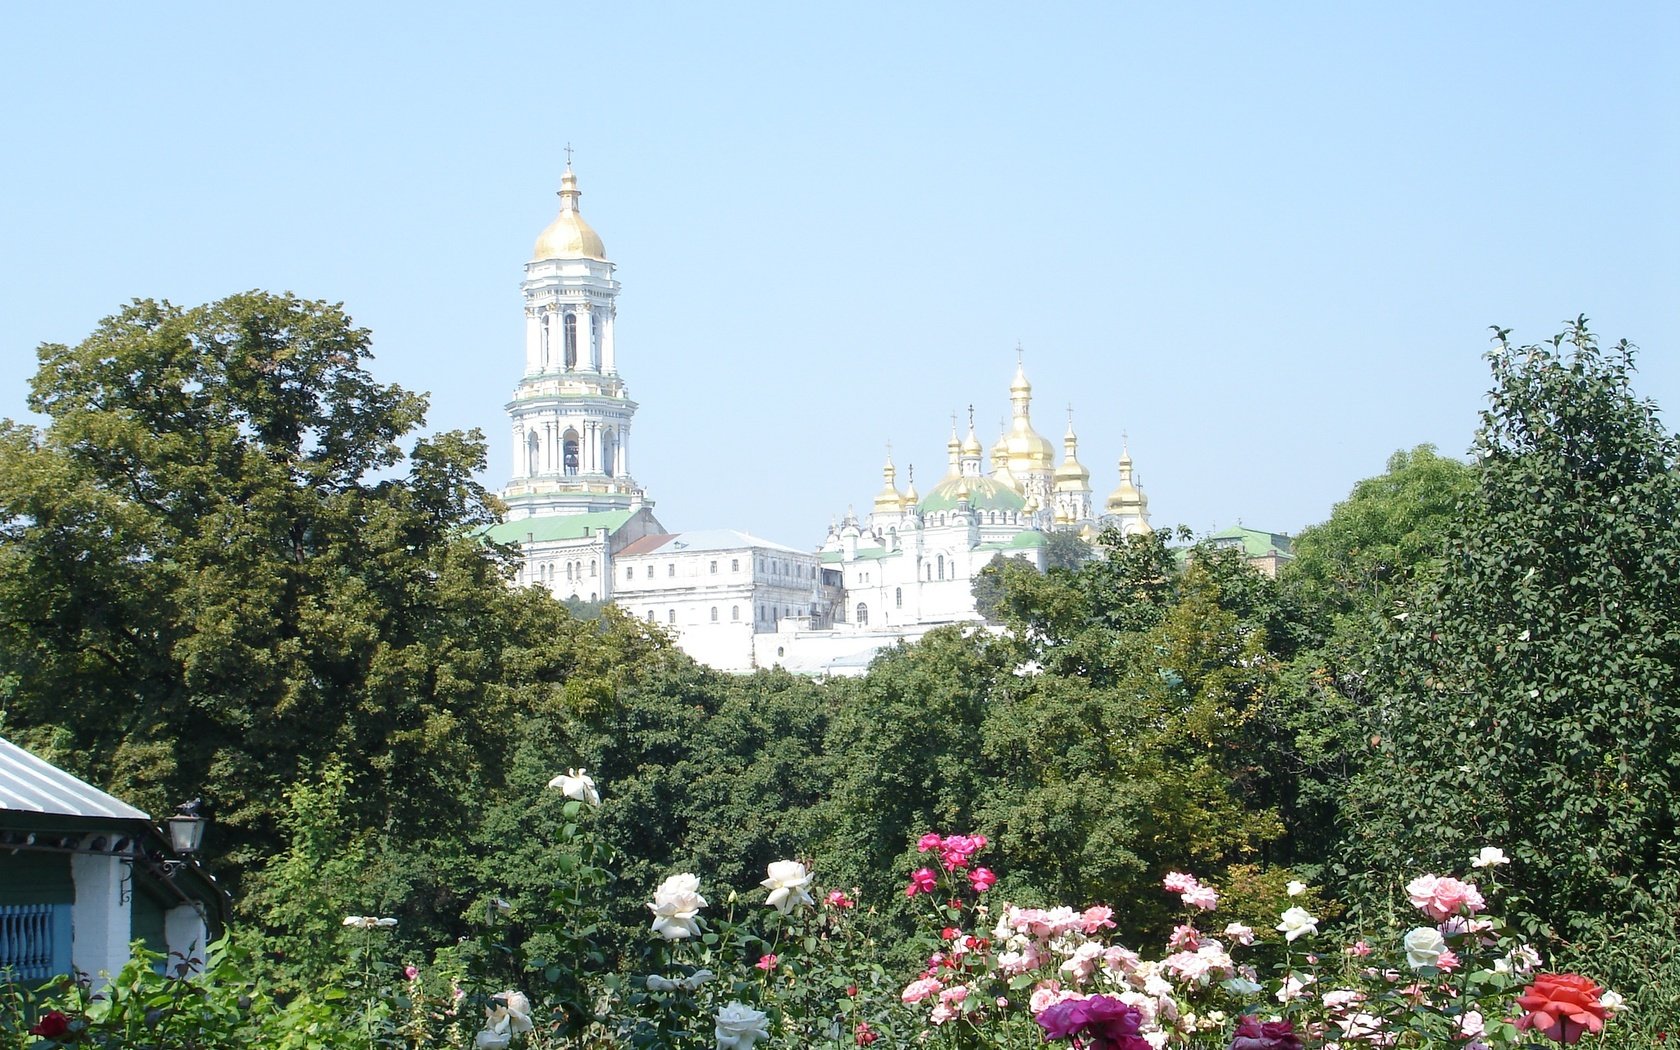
[502,161,650,520]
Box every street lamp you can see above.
[165,799,206,860]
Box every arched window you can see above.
[589,559,597,577]
[937,554,945,581]
[562,428,580,476]
[646,610,655,622]
[601,429,616,477]
[539,314,550,367]
[590,592,596,601]
[526,431,540,476]
[896,587,903,608]
[563,312,578,369]
[710,607,718,622]
[731,605,740,621]
[856,602,870,626]
[566,563,574,582]
[667,609,676,624]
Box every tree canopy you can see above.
[1344,320,1680,954]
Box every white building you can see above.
[484,164,1155,675]
[613,530,842,671]
[777,366,1155,673]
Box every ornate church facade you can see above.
[485,166,1153,674]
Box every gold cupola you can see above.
[1105,439,1152,532]
[1053,413,1092,490]
[873,447,904,516]
[533,165,608,261]
[943,415,963,478]
[1005,358,1057,477]
[990,418,1018,490]
[902,464,920,506]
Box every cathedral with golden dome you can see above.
[811,358,1151,648]
[484,162,1153,674]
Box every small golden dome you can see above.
[533,168,607,261]
[1054,420,1091,486]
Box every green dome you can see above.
[920,476,1027,513]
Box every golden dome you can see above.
[1105,444,1151,523]
[873,453,903,514]
[1005,359,1056,474]
[533,168,607,261]
[1054,419,1091,487]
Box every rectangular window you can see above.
[668,564,676,577]
[731,558,739,572]
[709,560,718,574]
[0,903,72,981]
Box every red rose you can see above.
[29,1010,72,1037]
[1514,973,1608,1044]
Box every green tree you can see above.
[1284,444,1474,622]
[1343,320,1680,956]
[0,293,549,919]
[1258,447,1474,872]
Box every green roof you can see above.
[1204,525,1294,559]
[919,476,1027,513]
[977,530,1048,552]
[479,510,636,545]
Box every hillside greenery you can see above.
[0,296,1674,1038]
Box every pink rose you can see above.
[1405,874,1486,921]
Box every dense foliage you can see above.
[1342,321,1680,1009]
[1,298,1676,1040]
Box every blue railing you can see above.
[0,904,71,981]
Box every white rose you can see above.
[1470,846,1509,868]
[1275,906,1319,942]
[648,872,707,940]
[487,990,533,1034]
[646,974,677,992]
[714,1001,771,1049]
[1286,880,1308,897]
[342,915,398,929]
[759,860,815,914]
[548,768,601,806]
[1601,989,1625,1015]
[1403,927,1445,970]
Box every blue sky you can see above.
[3,4,1676,546]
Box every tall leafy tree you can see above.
[1343,320,1680,947]
[0,293,538,898]
[1260,446,1475,871]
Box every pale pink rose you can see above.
[1322,988,1365,1011]
[1167,924,1201,950]
[1404,874,1486,921]
[901,977,943,1004]
[1080,905,1116,933]
[1182,885,1219,910]
[1223,922,1255,945]
[1162,871,1200,894]
[1345,939,1373,957]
